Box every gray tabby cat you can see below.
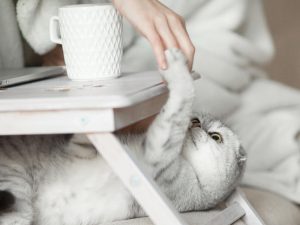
[0,49,246,225]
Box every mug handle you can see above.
[50,16,62,44]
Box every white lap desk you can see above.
[0,71,264,225]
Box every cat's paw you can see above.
[160,48,193,84]
[165,48,188,67]
[160,49,195,100]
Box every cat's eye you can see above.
[191,118,201,128]
[209,132,223,143]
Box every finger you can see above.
[146,26,167,70]
[154,14,179,50]
[167,15,195,70]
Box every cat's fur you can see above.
[0,49,246,225]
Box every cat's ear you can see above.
[66,134,97,159]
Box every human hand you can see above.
[42,45,65,66]
[112,0,195,71]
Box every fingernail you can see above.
[161,61,168,70]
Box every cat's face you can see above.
[182,112,246,192]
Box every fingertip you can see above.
[160,58,168,70]
[154,46,168,70]
[148,31,168,70]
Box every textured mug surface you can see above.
[50,4,123,80]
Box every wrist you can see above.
[111,0,123,9]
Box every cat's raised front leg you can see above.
[142,49,195,176]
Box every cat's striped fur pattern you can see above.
[0,49,246,225]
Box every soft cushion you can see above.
[243,187,300,225]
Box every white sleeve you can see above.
[16,0,81,55]
[185,0,275,91]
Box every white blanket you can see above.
[228,80,300,203]
[2,0,300,204]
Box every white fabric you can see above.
[228,80,300,203]
[0,0,23,68]
[16,0,79,55]
[1,0,299,203]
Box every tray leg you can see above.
[203,202,245,225]
[226,188,266,225]
[87,132,189,225]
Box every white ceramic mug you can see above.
[50,4,123,80]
